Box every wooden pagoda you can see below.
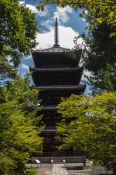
[31,18,86,155]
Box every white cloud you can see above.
[38,7,48,16]
[41,20,53,31]
[19,64,29,71]
[54,6,73,24]
[19,1,49,16]
[19,1,38,13]
[82,17,86,22]
[36,26,83,49]
[19,1,25,5]
[26,4,38,13]
[82,69,92,80]
[40,6,73,31]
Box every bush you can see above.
[26,168,37,175]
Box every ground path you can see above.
[37,163,90,175]
[37,164,69,175]
[51,164,69,175]
[37,166,52,175]
[28,161,112,175]
[28,163,91,175]
[36,163,113,175]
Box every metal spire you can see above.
[53,18,60,47]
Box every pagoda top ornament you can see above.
[53,18,60,47]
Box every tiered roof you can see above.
[31,18,86,153]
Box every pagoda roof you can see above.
[41,105,56,110]
[32,47,78,55]
[30,67,83,72]
[33,46,66,53]
[43,127,56,133]
[35,84,86,91]
[32,47,82,55]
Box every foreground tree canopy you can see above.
[83,23,116,92]
[57,92,116,172]
[0,78,43,175]
[39,0,115,37]
[0,0,38,78]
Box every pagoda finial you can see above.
[53,18,60,47]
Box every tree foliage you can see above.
[0,0,38,78]
[83,23,116,71]
[57,92,116,172]
[0,78,43,175]
[79,21,116,91]
[86,64,116,92]
[39,0,116,37]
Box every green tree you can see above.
[57,92,116,173]
[82,23,116,91]
[0,78,43,175]
[0,77,41,115]
[39,0,116,37]
[86,64,116,92]
[0,0,38,78]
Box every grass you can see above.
[26,168,38,175]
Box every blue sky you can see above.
[19,0,91,93]
[20,0,87,33]
[19,0,87,68]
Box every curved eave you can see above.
[32,48,82,55]
[41,105,56,111]
[30,67,83,73]
[35,84,86,91]
[42,127,56,133]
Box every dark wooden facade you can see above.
[31,46,86,154]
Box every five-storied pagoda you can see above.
[31,18,86,155]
